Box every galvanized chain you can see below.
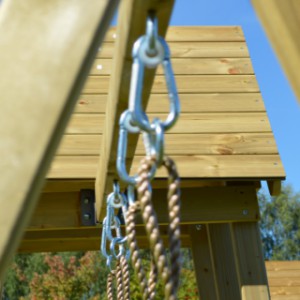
[104,12,182,300]
[101,182,130,300]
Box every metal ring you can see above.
[110,237,126,259]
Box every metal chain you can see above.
[125,156,181,300]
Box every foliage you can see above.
[3,249,198,299]
[259,184,300,260]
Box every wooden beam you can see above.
[267,180,282,196]
[95,0,175,220]
[28,186,259,230]
[0,0,118,280]
[19,225,191,252]
[251,0,300,103]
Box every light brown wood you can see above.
[242,286,270,300]
[96,41,250,58]
[190,224,219,299]
[57,133,278,156]
[266,261,300,271]
[75,93,266,114]
[48,154,285,179]
[90,58,254,75]
[0,0,117,280]
[232,222,270,299]
[252,0,300,103]
[30,186,259,229]
[83,74,259,94]
[208,223,241,299]
[104,26,246,42]
[267,180,282,196]
[19,225,191,252]
[66,112,272,134]
[95,0,176,220]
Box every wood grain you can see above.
[83,75,259,94]
[75,93,266,113]
[57,133,278,156]
[48,155,285,179]
[0,0,117,280]
[96,41,250,58]
[90,58,254,75]
[66,112,271,134]
[104,26,245,42]
[252,0,300,103]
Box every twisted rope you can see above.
[126,155,181,300]
[106,255,131,300]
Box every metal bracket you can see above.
[80,189,96,226]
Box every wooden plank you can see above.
[241,286,270,300]
[19,225,191,252]
[66,112,272,134]
[95,0,173,221]
[30,186,259,229]
[48,154,285,179]
[267,277,300,287]
[29,192,81,229]
[266,261,300,271]
[232,222,270,299]
[267,180,282,196]
[75,93,266,113]
[0,0,118,280]
[83,74,259,94]
[90,58,254,75]
[104,26,246,42]
[57,133,278,156]
[252,0,300,103]
[96,41,250,58]
[270,296,300,300]
[208,223,241,299]
[43,180,94,193]
[190,224,219,299]
[269,286,300,296]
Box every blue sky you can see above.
[169,0,300,192]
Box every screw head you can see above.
[242,209,249,216]
[195,224,202,231]
[83,213,91,220]
[83,198,90,204]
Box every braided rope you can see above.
[106,255,131,300]
[120,256,131,300]
[125,155,181,300]
[116,262,124,300]
[107,271,115,300]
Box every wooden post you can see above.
[0,0,118,280]
[251,0,300,103]
[190,220,270,299]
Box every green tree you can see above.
[259,184,300,260]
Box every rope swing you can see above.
[101,12,182,300]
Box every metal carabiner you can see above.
[129,33,180,133]
[117,110,157,185]
[142,118,164,167]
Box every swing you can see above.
[101,13,182,300]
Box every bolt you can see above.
[242,209,249,216]
[83,213,91,220]
[83,198,90,204]
[195,224,202,231]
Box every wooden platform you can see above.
[47,26,285,185]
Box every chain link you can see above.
[103,12,182,300]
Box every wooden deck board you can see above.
[75,93,266,114]
[90,58,254,75]
[66,112,271,134]
[83,74,259,94]
[48,155,284,179]
[57,133,278,156]
[97,41,250,58]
